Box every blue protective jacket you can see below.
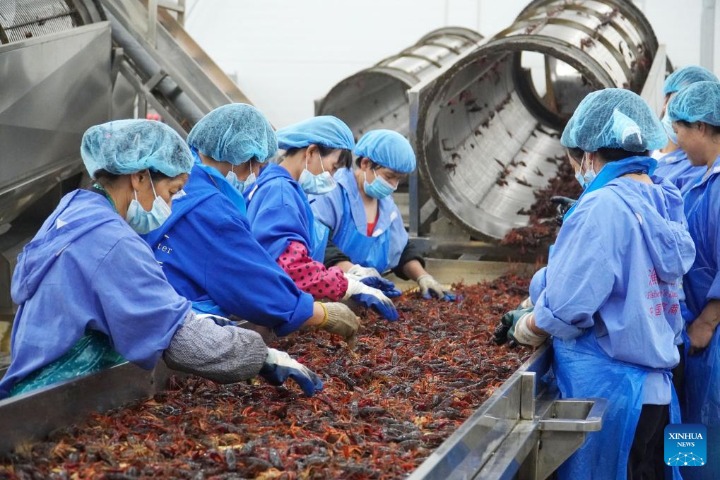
[654,149,705,195]
[0,190,190,398]
[309,168,407,272]
[531,164,694,479]
[142,163,314,337]
[244,163,324,261]
[680,159,720,480]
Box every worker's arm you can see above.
[164,311,268,383]
[687,299,720,354]
[394,240,426,280]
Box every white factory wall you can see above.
[185,0,720,128]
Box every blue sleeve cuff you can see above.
[533,292,587,340]
[529,267,547,305]
[706,274,720,303]
[273,292,315,337]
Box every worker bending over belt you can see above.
[245,116,400,322]
[310,129,454,301]
[142,104,359,346]
[0,120,322,399]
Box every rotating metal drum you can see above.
[316,27,484,139]
[415,0,660,240]
[0,0,102,44]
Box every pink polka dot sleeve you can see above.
[277,241,348,301]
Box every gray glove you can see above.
[320,302,360,348]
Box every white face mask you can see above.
[126,176,171,234]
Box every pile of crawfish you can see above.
[502,157,582,251]
[0,274,532,479]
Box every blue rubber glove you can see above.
[417,274,456,301]
[344,278,399,321]
[360,276,402,298]
[258,348,323,396]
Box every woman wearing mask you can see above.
[668,80,720,480]
[143,105,359,346]
[310,129,454,300]
[497,89,694,479]
[653,66,718,193]
[245,116,400,322]
[0,120,322,399]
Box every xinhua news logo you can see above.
[664,424,707,467]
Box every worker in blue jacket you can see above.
[142,104,359,346]
[244,116,400,322]
[668,80,720,480]
[0,120,323,399]
[310,129,454,300]
[653,66,718,194]
[497,89,695,480]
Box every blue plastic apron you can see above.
[327,187,392,272]
[553,331,681,480]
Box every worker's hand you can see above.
[550,196,577,226]
[494,307,547,347]
[345,265,401,298]
[320,302,360,348]
[347,264,382,280]
[518,296,533,309]
[359,276,402,298]
[687,318,716,355]
[417,274,456,301]
[512,310,548,347]
[344,278,399,321]
[259,348,323,396]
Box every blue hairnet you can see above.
[187,104,277,165]
[276,116,355,151]
[81,119,193,178]
[663,66,718,95]
[355,130,416,174]
[561,88,666,152]
[667,81,720,126]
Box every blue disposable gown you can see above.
[681,160,720,480]
[310,168,407,272]
[532,175,695,479]
[244,163,323,261]
[142,163,314,337]
[0,190,190,398]
[654,149,705,195]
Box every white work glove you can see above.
[343,277,399,321]
[319,302,360,348]
[346,264,382,280]
[519,296,533,309]
[258,348,323,396]
[417,274,456,301]
[513,312,549,347]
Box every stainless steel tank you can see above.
[0,0,107,229]
[316,27,484,139]
[414,0,661,240]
